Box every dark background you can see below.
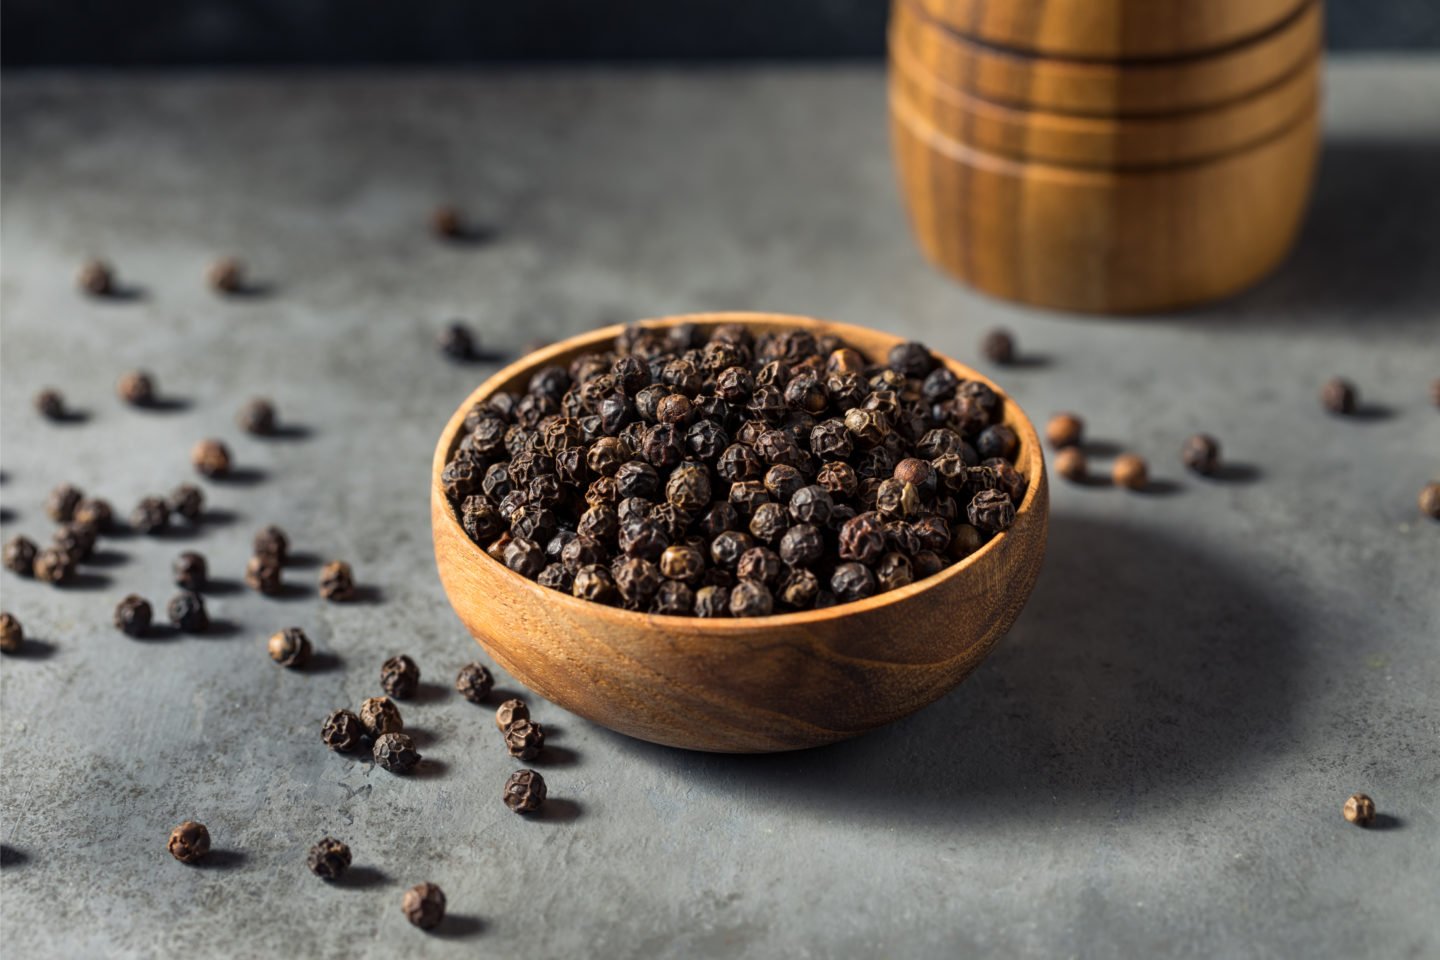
[3,0,1437,66]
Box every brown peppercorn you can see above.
[659,544,706,583]
[130,496,170,535]
[46,483,84,523]
[381,655,421,699]
[52,522,96,563]
[113,595,153,637]
[78,258,114,296]
[268,628,312,668]
[319,561,355,601]
[1320,377,1357,415]
[307,838,352,881]
[167,821,210,864]
[892,458,935,496]
[169,484,205,523]
[503,769,547,814]
[572,563,618,603]
[1342,793,1377,826]
[455,662,494,703]
[168,591,209,632]
[694,584,731,617]
[245,554,283,595]
[359,696,403,738]
[172,552,207,591]
[34,388,66,420]
[729,579,774,617]
[1182,434,1221,476]
[1046,413,1083,449]
[503,718,546,759]
[207,256,245,294]
[1112,453,1149,491]
[73,498,114,531]
[431,204,464,238]
[321,709,365,752]
[1056,447,1088,482]
[838,511,886,564]
[191,439,232,478]
[503,537,546,578]
[0,612,23,654]
[253,525,288,563]
[1419,482,1440,520]
[33,547,74,584]
[495,698,529,731]
[876,552,915,592]
[373,732,421,774]
[236,398,276,436]
[981,328,1015,364]
[117,370,155,407]
[736,546,784,586]
[402,882,447,930]
[4,535,39,575]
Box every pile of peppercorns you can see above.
[443,323,1026,617]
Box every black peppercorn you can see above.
[455,662,494,703]
[402,882,447,929]
[46,484,83,523]
[887,341,933,378]
[967,489,1016,534]
[1182,434,1222,476]
[729,579,774,617]
[191,439,232,478]
[237,398,277,436]
[73,498,114,530]
[381,655,421,699]
[837,511,886,564]
[130,496,170,535]
[117,370,155,407]
[322,709,366,752]
[503,537,546,578]
[168,591,209,632]
[52,522,96,563]
[981,329,1015,364]
[665,462,711,511]
[504,769,547,814]
[737,546,784,586]
[34,388,66,420]
[78,258,114,296]
[438,322,477,361]
[373,732,421,773]
[319,561,355,601]
[614,556,663,604]
[653,578,695,614]
[495,698,529,730]
[4,536,38,575]
[831,562,876,602]
[502,718,546,759]
[172,552,207,591]
[572,563,618,603]
[33,547,74,584]
[1343,793,1377,826]
[245,553,283,595]
[253,525,288,563]
[168,821,210,864]
[0,612,23,654]
[307,838,352,881]
[359,696,403,738]
[269,628,312,668]
[114,594,152,637]
[168,484,205,523]
[876,552,914,592]
[976,424,1019,462]
[208,256,245,293]
[694,585,731,617]
[748,502,788,544]
[1321,377,1357,415]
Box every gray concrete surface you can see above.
[1,61,1438,959]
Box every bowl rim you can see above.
[432,311,1047,630]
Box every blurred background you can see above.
[3,0,1438,65]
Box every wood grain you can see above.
[910,0,1309,60]
[890,94,1319,313]
[890,39,1319,168]
[432,313,1050,753]
[892,0,1323,116]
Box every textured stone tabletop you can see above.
[1,60,1437,959]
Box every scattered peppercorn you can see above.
[1420,482,1440,520]
[359,696,403,738]
[46,484,83,523]
[1182,434,1221,476]
[373,732,421,774]
[503,769,547,814]
[130,496,170,535]
[381,655,421,699]
[306,838,352,881]
[253,525,288,563]
[1055,447,1088,483]
[1046,413,1083,449]
[502,718,545,760]
[33,547,74,584]
[431,205,463,239]
[1343,793,1377,827]
[438,322,478,361]
[167,821,210,864]
[495,698,529,731]
[114,595,153,637]
[245,554,283,595]
[321,709,365,752]
[455,662,494,703]
[168,591,209,633]
[401,882,447,930]
[236,398,276,436]
[172,552,207,591]
[191,439,232,478]
[4,536,38,575]
[73,498,114,531]
[1321,377,1357,415]
[78,259,114,296]
[0,612,23,654]
[208,256,245,294]
[981,329,1015,365]
[169,484,205,523]
[53,522,96,563]
[34,389,66,420]
[318,561,355,601]
[268,628,312,668]
[117,370,155,407]
[1112,454,1149,491]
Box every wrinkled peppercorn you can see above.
[113,594,152,637]
[269,628,312,668]
[245,554,283,595]
[33,547,74,584]
[253,525,288,563]
[374,732,421,773]
[359,696,403,738]
[381,655,421,699]
[191,439,232,478]
[1056,447,1087,482]
[130,496,170,535]
[1321,377,1357,415]
[46,484,83,523]
[78,258,114,296]
[307,837,352,880]
[695,585,730,617]
[1112,454,1149,491]
[729,579,773,617]
[168,592,208,632]
[319,561,355,601]
[572,563,618,603]
[117,370,155,406]
[981,329,1015,364]
[967,489,1016,534]
[1343,793,1376,826]
[322,709,366,752]
[0,612,23,654]
[1420,482,1440,520]
[495,698,529,731]
[237,398,277,436]
[456,662,494,703]
[1182,434,1221,476]
[168,821,210,864]
[504,769,547,814]
[170,552,207,591]
[831,562,876,602]
[503,537,546,578]
[502,718,546,759]
[52,522,96,562]
[34,388,66,420]
[73,498,114,531]
[438,322,477,361]
[4,536,38,575]
[737,546,783,586]
[167,484,204,523]
[402,882,447,929]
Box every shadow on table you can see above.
[603,514,1301,825]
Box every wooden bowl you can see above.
[892,0,1322,116]
[891,38,1319,168]
[432,313,1050,753]
[891,94,1319,313]
[909,0,1308,60]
